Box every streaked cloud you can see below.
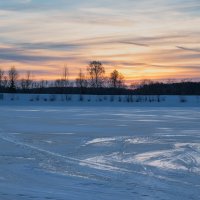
[176,46,200,53]
[0,0,200,81]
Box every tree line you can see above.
[0,61,200,95]
[133,81,200,95]
[0,61,127,94]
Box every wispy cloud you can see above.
[0,0,200,80]
[176,46,200,53]
[0,46,70,63]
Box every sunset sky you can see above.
[0,0,200,82]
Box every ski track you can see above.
[0,107,200,199]
[1,130,200,186]
[0,131,129,180]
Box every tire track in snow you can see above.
[1,129,199,189]
[0,130,130,182]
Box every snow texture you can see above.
[0,96,200,199]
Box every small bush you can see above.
[136,96,142,102]
[110,96,114,102]
[66,95,72,101]
[79,95,84,101]
[179,96,187,103]
[36,95,40,101]
[157,95,161,102]
[49,95,56,101]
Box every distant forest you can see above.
[0,61,200,95]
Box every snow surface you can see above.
[0,98,200,199]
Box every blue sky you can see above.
[0,0,200,81]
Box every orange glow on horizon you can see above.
[0,1,200,82]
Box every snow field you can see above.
[0,106,200,199]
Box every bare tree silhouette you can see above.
[62,65,69,88]
[0,68,4,88]
[8,66,18,92]
[76,69,88,89]
[20,71,33,90]
[87,61,105,88]
[109,69,125,88]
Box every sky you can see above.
[0,0,200,82]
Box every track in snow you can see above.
[0,106,200,199]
